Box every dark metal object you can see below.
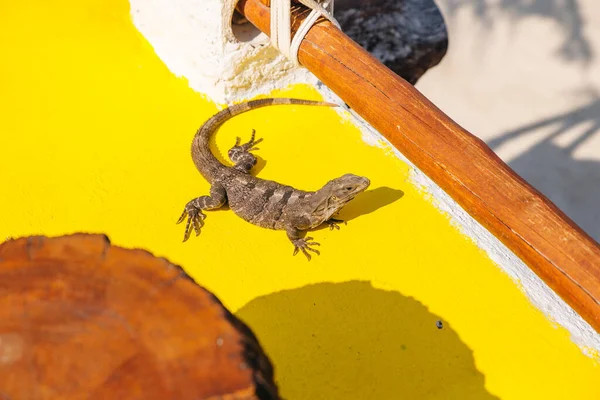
[336,0,448,84]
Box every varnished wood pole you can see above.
[237,0,600,332]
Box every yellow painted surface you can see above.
[1,0,598,398]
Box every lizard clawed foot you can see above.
[229,129,264,173]
[176,204,206,242]
[234,129,263,152]
[292,237,321,261]
[326,218,347,231]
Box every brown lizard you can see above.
[177,98,370,260]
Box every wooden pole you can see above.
[237,0,600,333]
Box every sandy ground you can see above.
[414,0,600,241]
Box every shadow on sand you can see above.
[488,92,600,241]
[442,0,593,63]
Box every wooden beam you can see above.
[237,0,600,332]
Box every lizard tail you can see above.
[192,98,339,182]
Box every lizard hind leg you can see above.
[177,184,227,242]
[227,129,264,173]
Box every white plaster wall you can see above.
[128,0,600,358]
[130,0,317,104]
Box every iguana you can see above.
[178,98,370,260]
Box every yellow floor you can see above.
[1,1,598,398]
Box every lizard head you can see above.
[307,173,370,225]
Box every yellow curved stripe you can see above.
[0,0,598,399]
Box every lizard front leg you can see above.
[177,184,226,242]
[325,218,347,230]
[285,225,321,261]
[228,129,263,173]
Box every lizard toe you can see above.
[192,217,202,236]
[182,218,194,242]
[176,210,187,224]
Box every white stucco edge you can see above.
[129,0,320,104]
[128,0,600,359]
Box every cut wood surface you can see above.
[0,234,279,400]
[237,0,600,333]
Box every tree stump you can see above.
[0,234,278,399]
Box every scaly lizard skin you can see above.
[177,98,370,260]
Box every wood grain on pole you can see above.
[237,0,600,333]
[0,234,279,400]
